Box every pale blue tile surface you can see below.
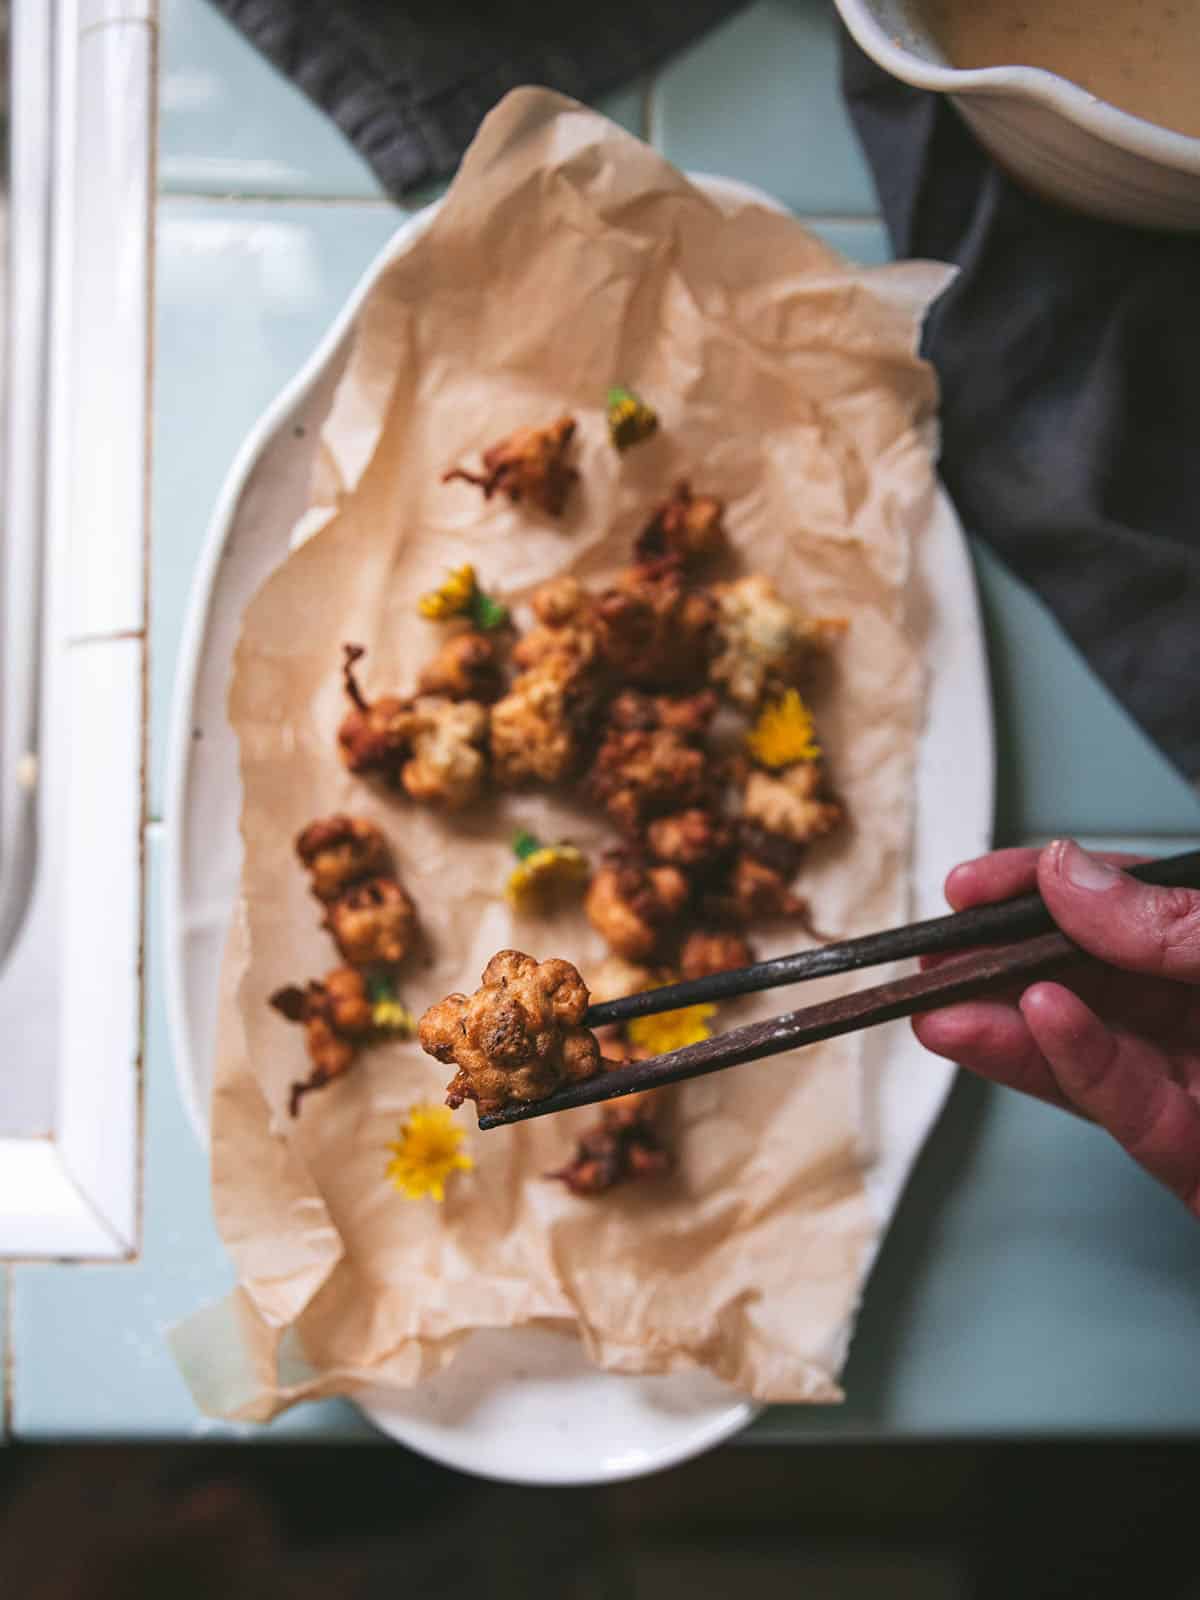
[149,198,404,820]
[25,0,1200,1452]
[753,1071,1200,1437]
[10,830,377,1440]
[654,1,877,216]
[160,0,646,200]
[807,216,892,265]
[159,0,385,198]
[972,543,1200,843]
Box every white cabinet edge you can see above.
[0,3,153,1257]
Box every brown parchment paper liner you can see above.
[177,89,953,1421]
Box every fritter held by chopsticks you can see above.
[419,950,603,1117]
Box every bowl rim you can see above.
[833,0,1200,176]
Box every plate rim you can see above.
[162,175,993,1484]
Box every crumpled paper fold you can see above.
[175,88,950,1419]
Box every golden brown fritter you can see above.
[711,853,809,926]
[550,1092,671,1195]
[606,687,718,740]
[709,575,847,709]
[584,857,689,962]
[595,560,717,689]
[634,480,726,566]
[678,928,755,983]
[295,814,390,903]
[337,644,421,780]
[325,876,419,968]
[509,578,602,683]
[400,696,490,810]
[270,967,375,1117]
[645,807,734,868]
[742,762,843,846]
[417,630,502,703]
[585,954,661,1007]
[490,653,598,787]
[443,417,578,516]
[590,724,710,834]
[419,950,602,1116]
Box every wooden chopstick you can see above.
[479,847,1200,1131]
[583,848,1200,1029]
[479,929,1078,1128]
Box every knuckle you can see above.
[1149,889,1200,976]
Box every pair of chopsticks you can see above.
[477,848,1200,1130]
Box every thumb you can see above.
[1038,840,1200,983]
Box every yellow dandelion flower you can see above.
[418,563,477,620]
[386,1104,473,1202]
[506,846,589,909]
[372,998,415,1034]
[606,385,659,452]
[626,1002,717,1056]
[746,688,821,769]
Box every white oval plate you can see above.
[164,177,994,1486]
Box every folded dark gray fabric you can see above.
[841,29,1200,781]
[209,0,745,197]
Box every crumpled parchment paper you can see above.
[175,88,951,1419]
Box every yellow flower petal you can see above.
[505,844,589,909]
[373,998,415,1034]
[386,1103,473,1202]
[626,1002,716,1056]
[418,563,477,620]
[746,688,821,769]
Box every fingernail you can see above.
[1060,840,1120,892]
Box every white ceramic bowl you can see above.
[834,0,1200,231]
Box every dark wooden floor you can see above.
[0,1440,1196,1597]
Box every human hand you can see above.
[912,839,1200,1212]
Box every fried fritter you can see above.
[723,851,809,928]
[551,1092,671,1195]
[270,967,375,1117]
[400,696,490,810]
[584,857,689,962]
[419,950,602,1116]
[605,687,718,739]
[634,480,725,566]
[678,929,755,982]
[584,954,661,1007]
[589,724,709,834]
[595,559,716,689]
[491,653,598,787]
[417,630,503,703]
[443,417,578,516]
[742,762,843,846]
[337,644,422,780]
[295,814,390,903]
[709,575,847,709]
[645,807,734,868]
[325,875,419,968]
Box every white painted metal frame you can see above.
[0,0,154,1257]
